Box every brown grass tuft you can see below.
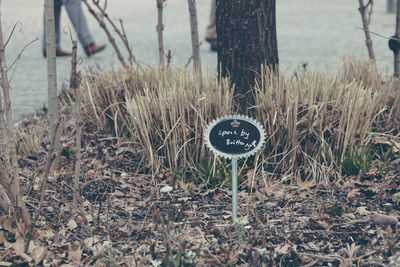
[73,59,400,185]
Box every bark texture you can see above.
[70,41,83,214]
[187,0,201,73]
[394,0,400,76]
[216,0,278,113]
[156,0,166,65]
[358,0,375,61]
[45,0,58,138]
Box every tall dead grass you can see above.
[74,59,400,184]
[255,59,400,183]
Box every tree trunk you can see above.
[187,0,201,74]
[156,0,166,65]
[45,0,62,168]
[0,0,30,226]
[45,0,58,138]
[216,0,278,114]
[394,0,400,76]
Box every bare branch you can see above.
[6,38,38,74]
[82,0,128,67]
[69,40,83,214]
[91,0,138,66]
[3,22,22,49]
[358,0,375,61]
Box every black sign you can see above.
[205,115,265,159]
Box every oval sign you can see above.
[204,115,266,159]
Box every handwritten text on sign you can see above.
[206,116,264,158]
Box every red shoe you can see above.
[42,49,72,57]
[84,43,106,56]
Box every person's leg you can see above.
[205,0,217,51]
[62,0,94,48]
[206,0,216,41]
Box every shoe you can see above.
[42,49,72,57]
[84,43,106,56]
[205,37,217,52]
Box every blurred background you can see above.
[2,0,397,121]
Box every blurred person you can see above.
[205,0,217,52]
[43,0,106,57]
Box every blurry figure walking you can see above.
[43,0,106,57]
[205,0,217,52]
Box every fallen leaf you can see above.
[274,243,291,256]
[314,214,330,221]
[347,189,360,202]
[307,242,319,251]
[370,214,398,226]
[160,185,173,193]
[356,206,370,216]
[4,231,33,263]
[113,190,125,197]
[32,246,46,265]
[67,219,78,230]
[298,181,316,191]
[68,245,82,264]
[1,216,16,234]
[0,231,5,244]
[342,213,356,220]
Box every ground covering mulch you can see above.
[0,112,399,266]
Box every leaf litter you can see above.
[0,113,399,266]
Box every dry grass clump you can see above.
[15,118,48,158]
[75,59,400,184]
[254,58,400,183]
[77,66,233,171]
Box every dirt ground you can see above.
[0,111,399,266]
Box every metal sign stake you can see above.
[232,157,238,220]
[204,115,266,223]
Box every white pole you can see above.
[232,158,238,220]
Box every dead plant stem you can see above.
[25,120,61,253]
[0,0,31,226]
[70,40,83,214]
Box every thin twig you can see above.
[358,0,375,61]
[6,38,38,73]
[119,19,137,66]
[356,26,397,41]
[3,22,22,49]
[82,0,127,67]
[70,40,83,215]
[91,0,138,66]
